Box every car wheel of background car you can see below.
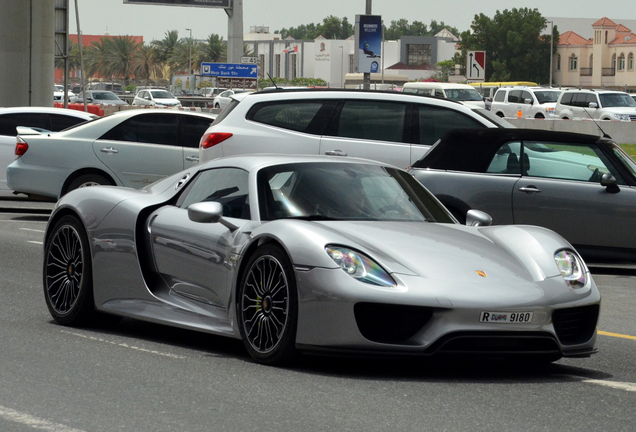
[43,215,95,326]
[237,244,298,364]
[495,112,505,118]
[214,103,220,109]
[534,114,545,119]
[66,173,114,194]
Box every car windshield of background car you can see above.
[610,143,636,179]
[599,93,636,107]
[534,91,561,104]
[258,162,454,223]
[151,91,175,99]
[94,92,119,100]
[445,88,483,102]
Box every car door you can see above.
[320,99,412,168]
[148,167,250,307]
[93,112,183,187]
[179,114,215,167]
[512,140,636,250]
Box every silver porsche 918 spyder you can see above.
[43,155,600,364]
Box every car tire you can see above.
[214,103,220,109]
[237,244,298,364]
[496,112,505,118]
[66,173,113,194]
[534,114,545,119]
[43,215,95,326]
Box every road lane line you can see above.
[62,330,187,359]
[598,330,636,341]
[28,241,43,245]
[580,379,636,392]
[0,405,85,432]
[20,228,45,233]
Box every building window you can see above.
[618,53,626,71]
[569,54,578,71]
[556,54,561,71]
[407,44,432,66]
[628,53,634,70]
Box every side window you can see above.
[180,115,214,148]
[486,141,522,174]
[248,101,324,132]
[336,100,406,143]
[49,114,87,131]
[507,90,522,103]
[178,168,250,218]
[494,91,506,102]
[521,91,532,103]
[99,113,178,146]
[434,89,444,97]
[587,94,599,107]
[560,93,573,106]
[416,105,485,146]
[523,141,620,183]
[0,113,50,136]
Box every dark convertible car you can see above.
[409,128,636,263]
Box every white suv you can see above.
[555,89,636,121]
[199,89,512,169]
[490,86,562,119]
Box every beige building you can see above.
[555,17,636,91]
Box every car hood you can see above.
[310,221,564,283]
[153,98,180,105]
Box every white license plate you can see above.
[480,311,534,324]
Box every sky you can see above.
[69,0,634,42]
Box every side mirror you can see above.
[589,102,599,109]
[466,209,493,227]
[524,98,533,104]
[601,173,620,194]
[187,201,238,231]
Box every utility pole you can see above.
[548,21,554,87]
[363,0,372,90]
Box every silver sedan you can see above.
[43,154,600,364]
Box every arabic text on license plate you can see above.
[480,311,533,323]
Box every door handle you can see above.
[185,156,199,162]
[519,186,541,194]
[324,150,347,157]
[100,147,119,154]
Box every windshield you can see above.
[599,93,636,107]
[258,163,454,223]
[93,92,119,100]
[151,91,175,99]
[445,88,483,102]
[610,143,636,179]
[534,90,561,104]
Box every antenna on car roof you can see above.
[266,73,279,89]
[583,107,612,139]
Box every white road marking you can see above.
[0,405,85,432]
[62,330,187,359]
[565,375,636,392]
[28,241,43,245]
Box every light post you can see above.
[186,28,192,75]
[339,46,344,88]
[548,21,553,87]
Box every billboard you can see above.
[123,0,230,7]
[354,15,382,74]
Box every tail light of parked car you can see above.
[199,132,233,149]
[15,137,28,156]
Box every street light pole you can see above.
[186,28,192,75]
[548,21,554,87]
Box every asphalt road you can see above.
[0,197,634,432]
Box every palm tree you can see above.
[171,37,201,74]
[151,30,183,81]
[197,33,226,64]
[107,35,142,80]
[133,43,163,81]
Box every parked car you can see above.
[199,88,514,168]
[490,86,562,119]
[43,154,599,364]
[555,88,636,121]
[86,82,124,95]
[0,107,96,192]
[53,85,75,103]
[213,89,253,110]
[408,128,636,262]
[132,89,181,108]
[402,82,486,109]
[200,87,227,98]
[7,109,216,200]
[72,90,128,106]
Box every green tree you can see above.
[151,30,183,66]
[458,8,558,83]
[277,23,319,40]
[197,34,226,63]
[383,19,459,40]
[132,43,163,81]
[276,16,353,39]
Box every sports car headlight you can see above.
[554,250,587,288]
[325,246,396,287]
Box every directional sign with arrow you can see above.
[466,51,486,82]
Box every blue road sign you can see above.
[201,63,257,78]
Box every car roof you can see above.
[414,128,606,172]
[199,153,391,172]
[0,106,95,119]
